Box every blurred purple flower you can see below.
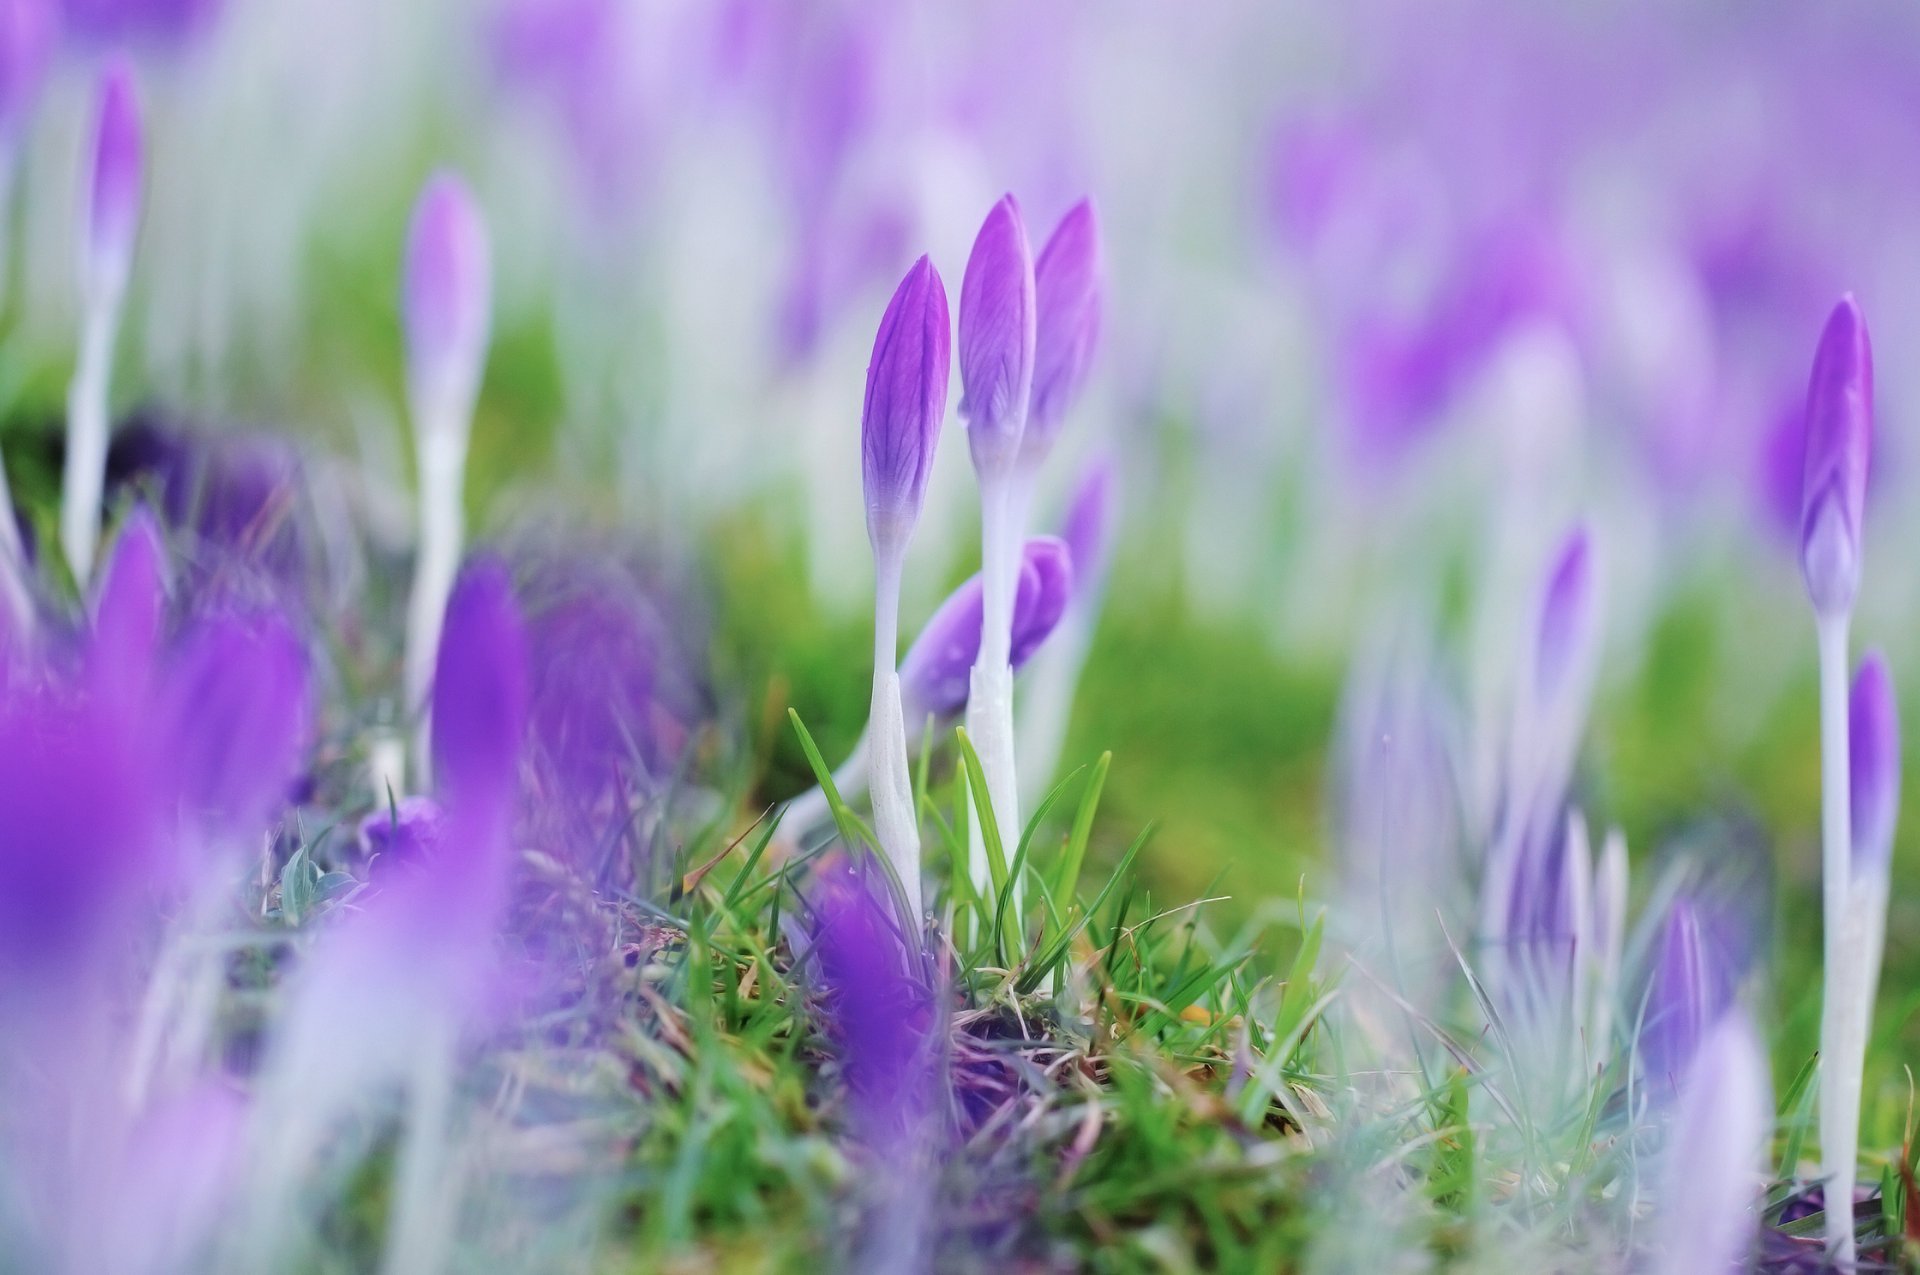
[106,420,315,608]
[0,687,159,980]
[403,172,491,402]
[81,58,142,299]
[60,0,221,46]
[357,795,445,865]
[1058,453,1118,598]
[87,504,167,700]
[1649,1011,1770,1275]
[0,0,52,148]
[1799,296,1872,620]
[861,254,950,558]
[1023,199,1102,462]
[898,536,1073,722]
[493,0,653,217]
[431,557,528,833]
[1534,525,1593,706]
[1849,653,1899,874]
[509,539,706,885]
[152,609,311,841]
[1638,896,1737,1096]
[1341,216,1577,465]
[810,859,934,1134]
[958,195,1037,475]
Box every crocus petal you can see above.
[1849,652,1899,875]
[1009,535,1074,666]
[88,504,168,699]
[430,556,529,823]
[809,859,933,1134]
[1799,296,1872,619]
[156,610,312,840]
[83,58,143,299]
[1023,198,1102,461]
[1058,453,1118,594]
[899,537,1074,721]
[1649,1012,1770,1275]
[957,194,1036,473]
[1535,525,1594,706]
[0,689,159,977]
[403,172,493,407]
[861,254,950,555]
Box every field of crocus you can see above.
[5,2,1920,1273]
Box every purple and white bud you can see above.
[403,172,493,421]
[0,0,53,150]
[1849,652,1899,877]
[80,59,143,305]
[1021,199,1102,468]
[431,556,528,826]
[1799,297,1872,621]
[861,254,949,561]
[1649,1011,1771,1275]
[899,537,1074,723]
[88,505,168,698]
[957,194,1036,476]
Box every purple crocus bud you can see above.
[957,194,1036,474]
[1799,296,1872,620]
[861,254,950,557]
[403,172,492,409]
[1639,897,1726,1094]
[81,58,143,302]
[1058,453,1118,594]
[1649,1011,1770,1275]
[88,504,168,697]
[1849,653,1899,875]
[810,859,933,1133]
[155,610,311,840]
[0,0,53,147]
[431,556,529,824]
[1022,199,1102,465]
[1535,525,1594,705]
[899,536,1074,721]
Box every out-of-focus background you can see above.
[5,0,1920,1095]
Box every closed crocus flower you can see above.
[1649,1011,1771,1275]
[81,59,142,305]
[861,254,949,560]
[957,195,1036,475]
[1849,653,1899,875]
[1639,896,1737,1095]
[88,505,168,701]
[1021,199,1102,468]
[898,536,1073,722]
[403,173,493,418]
[1799,297,1872,620]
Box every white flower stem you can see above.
[967,473,1023,927]
[1815,612,1856,1265]
[869,551,922,919]
[383,1013,457,1275]
[0,445,36,638]
[60,295,121,586]
[404,406,469,789]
